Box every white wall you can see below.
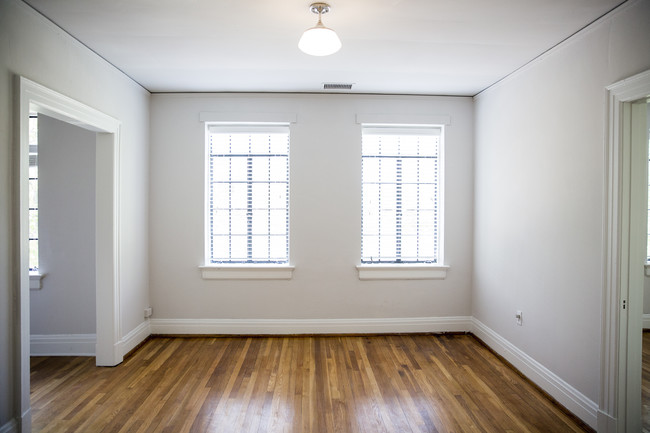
[473,0,650,409]
[150,94,474,323]
[0,0,150,427]
[30,115,96,336]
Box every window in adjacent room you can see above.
[205,124,290,265]
[29,114,39,272]
[361,125,443,264]
[647,120,650,263]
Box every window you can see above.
[205,124,290,265]
[646,121,650,265]
[29,114,39,272]
[361,125,443,265]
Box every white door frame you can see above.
[14,76,123,432]
[600,69,650,433]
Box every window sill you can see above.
[356,264,449,280]
[30,272,45,290]
[199,265,294,280]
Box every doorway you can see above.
[601,69,650,433]
[642,99,650,432]
[15,76,122,431]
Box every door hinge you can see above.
[622,299,627,310]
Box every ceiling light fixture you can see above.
[298,3,341,56]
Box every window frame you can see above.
[356,116,450,280]
[645,116,650,274]
[28,115,39,272]
[28,114,44,289]
[200,116,295,280]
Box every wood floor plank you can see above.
[641,329,650,433]
[31,334,594,433]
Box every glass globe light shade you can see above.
[298,24,341,56]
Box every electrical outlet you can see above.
[515,310,523,326]
[144,307,153,318]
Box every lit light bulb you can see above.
[298,3,341,56]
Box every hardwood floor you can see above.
[31,334,592,433]
[641,330,650,433]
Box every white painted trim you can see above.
[0,419,17,433]
[199,112,297,123]
[30,334,96,356]
[118,320,151,357]
[199,265,294,280]
[18,409,30,433]
[150,316,472,335]
[16,76,124,433]
[356,113,451,125]
[643,314,650,330]
[645,263,650,277]
[601,69,650,433]
[94,129,122,367]
[29,273,44,290]
[356,265,449,280]
[471,318,598,429]
[597,410,617,433]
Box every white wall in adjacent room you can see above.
[473,0,650,408]
[149,93,474,321]
[30,114,96,336]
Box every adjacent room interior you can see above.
[1,0,650,432]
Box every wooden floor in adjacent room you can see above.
[31,334,592,433]
[641,330,650,433]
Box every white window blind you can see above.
[361,125,442,264]
[647,125,650,263]
[207,124,289,264]
[29,115,39,272]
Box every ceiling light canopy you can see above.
[298,3,341,56]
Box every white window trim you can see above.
[356,113,451,126]
[204,123,291,265]
[29,271,44,290]
[644,263,650,277]
[358,116,448,269]
[200,112,297,124]
[201,114,296,279]
[356,264,449,280]
[199,265,294,280]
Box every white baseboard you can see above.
[30,334,96,356]
[150,316,473,335]
[597,409,617,433]
[0,419,17,433]
[471,318,597,430]
[643,313,650,330]
[118,320,151,357]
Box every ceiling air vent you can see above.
[323,83,353,90]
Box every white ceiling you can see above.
[23,0,625,95]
